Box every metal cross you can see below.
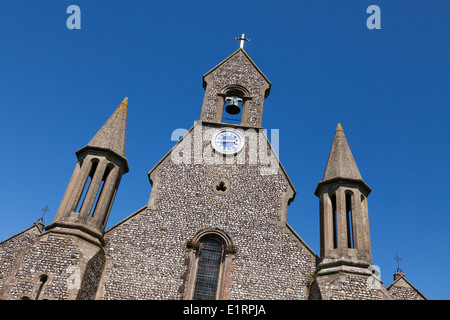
[39,205,50,222]
[394,253,403,272]
[235,33,250,49]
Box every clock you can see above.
[211,128,244,155]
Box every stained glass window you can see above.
[192,239,223,300]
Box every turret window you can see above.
[331,194,337,249]
[90,165,112,217]
[75,159,99,213]
[345,192,354,249]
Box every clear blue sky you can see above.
[0,1,448,299]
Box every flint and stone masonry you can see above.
[0,49,426,300]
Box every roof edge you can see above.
[386,273,428,300]
[202,48,272,93]
[75,145,129,174]
[104,205,148,235]
[0,221,44,246]
[314,177,372,197]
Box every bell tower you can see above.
[200,48,271,128]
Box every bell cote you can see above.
[200,48,271,128]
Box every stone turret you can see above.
[314,123,372,270]
[309,124,387,300]
[0,98,129,300]
[46,98,129,246]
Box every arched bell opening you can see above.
[219,85,250,125]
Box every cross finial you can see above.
[235,33,250,49]
[394,253,403,273]
[39,205,50,223]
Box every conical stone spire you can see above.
[322,123,362,181]
[313,123,374,285]
[75,97,129,174]
[315,123,370,196]
[86,97,128,158]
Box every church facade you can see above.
[0,49,426,300]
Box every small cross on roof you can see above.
[235,34,250,49]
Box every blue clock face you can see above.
[212,129,244,155]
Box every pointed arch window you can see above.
[192,239,223,300]
[35,275,48,300]
[331,193,338,249]
[185,228,235,300]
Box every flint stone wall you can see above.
[0,225,42,296]
[311,272,386,300]
[388,278,425,300]
[388,286,425,300]
[329,274,383,300]
[98,124,317,300]
[1,233,81,300]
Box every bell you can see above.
[225,101,241,115]
[225,97,242,115]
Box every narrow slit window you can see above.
[75,176,91,213]
[90,180,104,217]
[192,239,223,300]
[90,166,111,217]
[102,183,118,227]
[75,161,98,213]
[35,275,48,300]
[331,194,338,249]
[346,193,354,249]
